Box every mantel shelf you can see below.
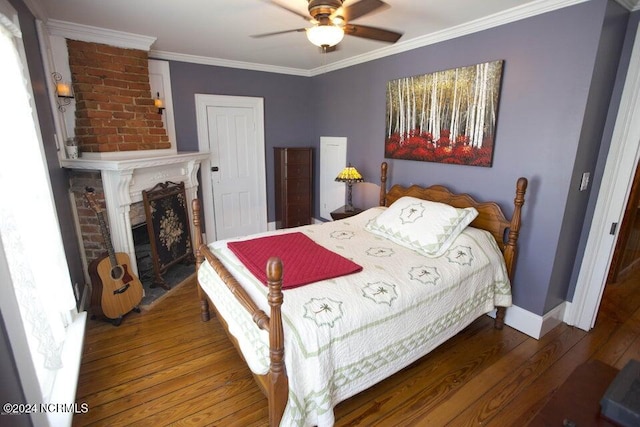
[60,151,209,171]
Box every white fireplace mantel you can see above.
[62,151,209,277]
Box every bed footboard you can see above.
[191,199,288,426]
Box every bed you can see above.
[191,162,527,426]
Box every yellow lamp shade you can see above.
[335,165,364,183]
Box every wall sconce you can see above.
[52,72,74,112]
[154,92,165,114]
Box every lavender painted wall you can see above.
[310,0,626,315]
[550,0,630,313]
[166,62,314,222]
[568,9,640,302]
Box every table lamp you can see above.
[335,164,364,212]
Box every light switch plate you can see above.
[580,172,590,191]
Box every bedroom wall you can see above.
[309,0,628,316]
[567,10,640,303]
[548,0,630,313]
[167,63,313,222]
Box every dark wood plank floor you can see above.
[73,267,640,426]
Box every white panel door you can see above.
[196,95,267,241]
[320,137,347,220]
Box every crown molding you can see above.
[45,19,156,51]
[615,0,640,11]
[20,0,47,20]
[149,50,311,77]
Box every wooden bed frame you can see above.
[191,161,527,426]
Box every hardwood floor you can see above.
[73,267,640,426]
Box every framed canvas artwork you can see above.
[385,60,504,167]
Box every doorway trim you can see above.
[195,94,266,242]
[568,22,640,331]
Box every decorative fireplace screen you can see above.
[142,181,193,289]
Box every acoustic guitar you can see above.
[85,188,144,325]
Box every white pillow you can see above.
[365,196,478,257]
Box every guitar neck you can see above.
[96,210,118,267]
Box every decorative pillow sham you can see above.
[365,196,478,257]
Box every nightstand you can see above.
[330,205,363,220]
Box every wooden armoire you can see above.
[274,147,313,229]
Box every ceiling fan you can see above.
[253,0,403,52]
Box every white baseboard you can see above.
[78,283,90,313]
[489,302,566,339]
[538,302,567,337]
[267,218,323,231]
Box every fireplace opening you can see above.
[132,223,153,283]
[132,221,194,306]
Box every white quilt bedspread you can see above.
[197,207,511,426]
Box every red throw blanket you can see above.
[227,232,362,289]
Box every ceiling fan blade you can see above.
[344,24,402,43]
[251,28,307,38]
[339,0,388,21]
[260,0,310,20]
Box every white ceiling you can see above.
[31,0,640,76]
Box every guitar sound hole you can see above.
[110,265,124,281]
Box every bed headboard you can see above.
[377,162,527,274]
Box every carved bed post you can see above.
[266,257,288,426]
[192,199,211,322]
[496,177,528,329]
[379,161,388,206]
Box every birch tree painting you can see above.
[385,60,504,167]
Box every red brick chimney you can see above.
[67,40,170,153]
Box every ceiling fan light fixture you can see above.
[306,24,344,48]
